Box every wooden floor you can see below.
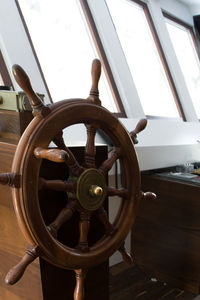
[110,264,199,300]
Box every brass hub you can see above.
[76,168,107,211]
[89,185,103,197]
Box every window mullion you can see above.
[87,0,145,118]
[148,0,198,121]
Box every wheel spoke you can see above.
[107,186,128,198]
[74,269,87,300]
[34,145,84,177]
[118,241,134,265]
[130,118,147,144]
[38,177,76,193]
[53,131,84,176]
[77,211,91,252]
[0,172,20,188]
[5,244,40,285]
[47,200,76,238]
[84,124,98,168]
[97,206,115,235]
[99,147,121,175]
[87,59,101,105]
[12,65,50,117]
[34,147,68,163]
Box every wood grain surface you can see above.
[0,141,43,300]
[132,173,200,294]
[0,110,33,144]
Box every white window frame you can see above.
[1,0,200,171]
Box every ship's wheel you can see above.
[0,59,155,299]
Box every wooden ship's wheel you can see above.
[0,59,155,299]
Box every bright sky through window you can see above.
[106,0,180,118]
[166,18,200,118]
[18,0,118,112]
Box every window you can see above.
[106,0,183,118]
[0,73,4,86]
[0,50,13,88]
[16,0,122,113]
[165,14,200,119]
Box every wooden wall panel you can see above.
[0,143,109,300]
[0,142,43,300]
[132,173,200,294]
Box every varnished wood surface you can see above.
[39,146,109,300]
[10,60,141,274]
[0,110,33,144]
[0,142,43,300]
[0,144,109,300]
[110,263,196,300]
[132,173,200,294]
[3,59,143,299]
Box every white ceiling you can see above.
[178,0,200,6]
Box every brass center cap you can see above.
[89,185,103,197]
[76,168,107,211]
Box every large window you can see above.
[106,0,183,118]
[165,14,200,119]
[17,0,121,113]
[0,50,13,88]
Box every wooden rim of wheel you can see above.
[11,99,140,270]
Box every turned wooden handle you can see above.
[90,59,101,93]
[0,172,20,188]
[88,59,101,104]
[74,269,87,300]
[12,65,44,108]
[5,246,38,285]
[133,118,147,135]
[34,147,68,163]
[142,191,157,201]
[130,118,147,144]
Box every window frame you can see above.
[104,0,186,120]
[163,12,199,58]
[163,11,200,120]
[1,0,200,175]
[15,0,126,117]
[80,0,126,117]
[140,1,185,120]
[15,0,53,102]
[0,49,13,88]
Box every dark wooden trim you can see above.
[80,0,127,117]
[0,50,13,89]
[163,12,195,33]
[15,0,53,103]
[135,1,185,120]
[163,12,200,59]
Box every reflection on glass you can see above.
[18,0,118,112]
[106,0,180,118]
[166,19,200,118]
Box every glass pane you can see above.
[0,73,4,85]
[165,19,200,118]
[18,0,118,112]
[106,0,180,118]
